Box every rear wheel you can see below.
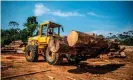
[68,58,80,65]
[46,47,63,65]
[25,45,38,62]
[66,54,80,65]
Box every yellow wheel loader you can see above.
[24,21,65,65]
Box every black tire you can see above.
[46,47,63,65]
[25,45,38,62]
[68,59,80,65]
[66,54,80,65]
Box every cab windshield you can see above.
[42,25,60,36]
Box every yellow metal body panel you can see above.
[21,46,26,52]
[28,36,50,49]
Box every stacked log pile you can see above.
[66,30,123,57]
[1,40,24,53]
[9,40,23,48]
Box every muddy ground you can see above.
[1,46,133,80]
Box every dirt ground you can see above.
[1,46,133,80]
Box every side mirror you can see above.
[61,27,64,32]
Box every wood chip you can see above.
[66,76,76,80]
[45,74,55,80]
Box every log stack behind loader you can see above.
[66,30,125,58]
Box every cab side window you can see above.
[33,29,38,36]
[42,26,46,36]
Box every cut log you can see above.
[67,30,96,47]
[67,30,112,48]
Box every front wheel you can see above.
[46,47,63,65]
[25,45,38,62]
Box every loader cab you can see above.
[32,21,62,37]
[39,21,62,37]
[28,21,63,47]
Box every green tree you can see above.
[8,21,19,40]
[8,21,19,28]
[19,29,29,42]
[97,35,104,38]
[24,16,38,36]
[107,30,133,46]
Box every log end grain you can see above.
[67,31,78,47]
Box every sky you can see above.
[1,1,133,36]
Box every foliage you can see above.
[1,28,29,47]
[24,16,38,36]
[1,16,38,47]
[97,35,104,38]
[107,30,133,46]
[8,21,19,28]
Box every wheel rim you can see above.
[48,51,55,61]
[27,51,32,59]
[49,38,59,53]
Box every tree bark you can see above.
[67,30,96,47]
